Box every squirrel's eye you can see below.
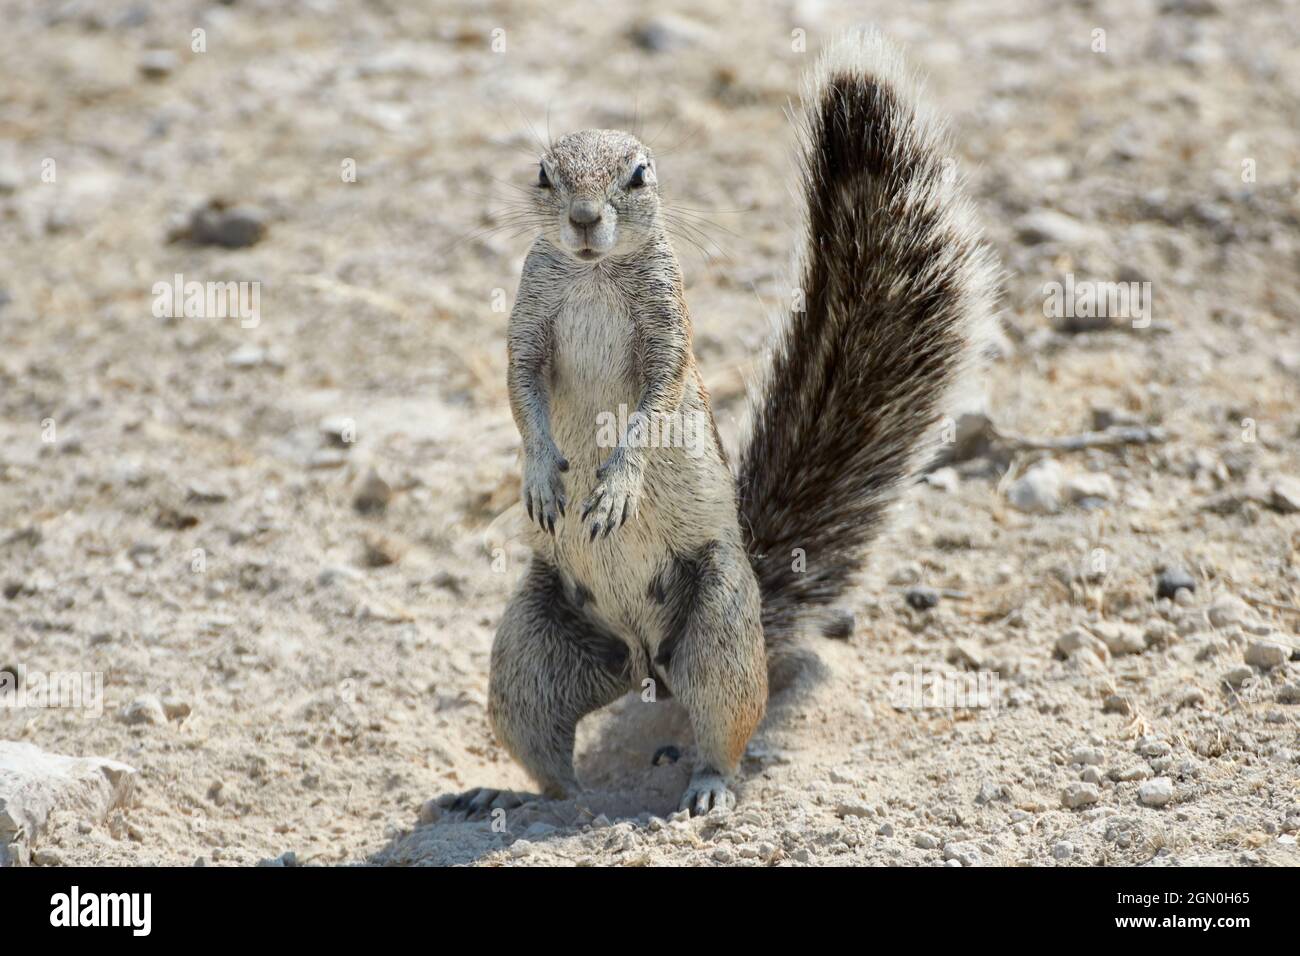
[537,165,551,188]
[628,163,648,188]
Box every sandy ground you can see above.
[2,0,1299,866]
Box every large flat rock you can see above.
[0,741,138,866]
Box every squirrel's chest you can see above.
[549,283,638,401]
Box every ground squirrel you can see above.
[440,30,997,817]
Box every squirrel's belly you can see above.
[535,438,740,657]
[539,280,740,651]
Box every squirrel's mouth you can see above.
[575,248,603,262]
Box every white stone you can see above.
[1138,777,1175,808]
[1065,472,1117,503]
[1062,783,1100,808]
[0,742,137,866]
[1008,461,1063,514]
[1244,640,1289,670]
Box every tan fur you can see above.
[438,30,997,819]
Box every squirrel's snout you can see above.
[567,199,603,228]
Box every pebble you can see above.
[1007,460,1062,514]
[353,468,392,515]
[1015,209,1103,246]
[914,832,940,849]
[1207,595,1249,628]
[1138,778,1175,808]
[187,201,268,249]
[1136,736,1172,757]
[225,344,266,369]
[975,781,1005,804]
[1244,639,1289,669]
[943,843,978,866]
[319,416,357,447]
[138,50,179,79]
[712,846,734,863]
[1071,746,1105,766]
[1065,472,1117,504]
[627,15,709,52]
[924,467,959,492]
[522,822,556,840]
[1102,694,1133,714]
[1051,841,1074,860]
[1180,688,1206,709]
[1062,783,1100,809]
[905,586,940,611]
[1090,622,1146,656]
[1081,766,1103,784]
[508,839,533,859]
[361,532,405,568]
[887,562,923,586]
[1221,665,1255,688]
[1112,764,1153,782]
[256,851,298,867]
[949,639,984,669]
[33,847,65,866]
[876,822,894,837]
[1156,567,1196,600]
[1055,628,1110,663]
[1269,476,1300,514]
[120,694,168,726]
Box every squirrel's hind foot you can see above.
[434,786,540,819]
[678,769,736,817]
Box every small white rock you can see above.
[1062,783,1101,809]
[1008,460,1063,514]
[1089,622,1146,656]
[1245,640,1289,670]
[120,694,168,726]
[1055,628,1110,663]
[1269,476,1300,513]
[1207,596,1250,629]
[1065,472,1117,503]
[1138,777,1175,808]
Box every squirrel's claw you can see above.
[679,771,736,817]
[522,450,568,535]
[582,485,633,540]
[582,456,642,541]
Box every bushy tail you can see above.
[737,31,998,678]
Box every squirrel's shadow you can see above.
[369,659,827,866]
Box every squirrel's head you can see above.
[533,129,658,264]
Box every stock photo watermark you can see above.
[1043,273,1152,328]
[888,665,1000,715]
[596,404,709,459]
[0,666,104,719]
[152,273,261,328]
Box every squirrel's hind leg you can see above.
[480,557,634,805]
[656,541,768,816]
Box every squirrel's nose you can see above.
[568,200,603,228]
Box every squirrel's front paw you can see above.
[581,454,642,540]
[522,449,568,534]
